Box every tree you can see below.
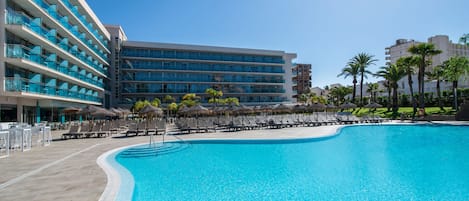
[366,83,379,103]
[381,80,392,111]
[133,100,150,112]
[376,64,406,117]
[397,56,419,119]
[350,53,377,105]
[329,86,352,106]
[425,65,445,110]
[150,98,161,107]
[163,95,175,104]
[180,93,200,107]
[442,56,469,110]
[337,62,360,103]
[298,93,309,103]
[167,102,178,116]
[408,43,442,111]
[224,97,239,106]
[205,88,223,106]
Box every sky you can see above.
[88,0,469,88]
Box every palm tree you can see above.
[205,88,223,107]
[381,80,392,111]
[366,83,379,103]
[397,56,418,119]
[376,64,406,117]
[408,43,442,112]
[298,93,309,103]
[442,56,469,110]
[425,65,445,110]
[329,86,352,106]
[460,33,469,44]
[350,53,377,106]
[337,62,360,103]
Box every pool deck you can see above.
[0,121,466,201]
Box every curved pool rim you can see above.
[96,122,467,201]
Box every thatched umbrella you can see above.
[62,107,80,114]
[364,102,382,109]
[139,105,163,117]
[235,104,253,115]
[62,107,80,123]
[185,105,211,127]
[339,102,357,110]
[272,104,291,114]
[364,102,382,115]
[90,108,116,118]
[293,104,307,113]
[186,105,211,117]
[309,103,326,120]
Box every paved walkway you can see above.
[3,121,465,201]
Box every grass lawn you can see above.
[350,107,456,118]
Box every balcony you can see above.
[25,1,109,61]
[5,77,102,104]
[5,44,104,89]
[5,9,108,75]
[60,0,109,50]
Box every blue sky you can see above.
[88,0,469,88]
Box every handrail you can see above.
[6,9,107,74]
[5,44,104,88]
[4,77,102,103]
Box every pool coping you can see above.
[96,122,469,201]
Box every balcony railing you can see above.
[5,44,104,88]
[61,0,109,49]
[27,1,109,60]
[6,9,107,74]
[5,77,102,103]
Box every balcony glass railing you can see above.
[121,60,285,73]
[5,44,104,88]
[5,77,102,103]
[6,10,107,75]
[122,49,285,64]
[28,1,109,60]
[122,74,285,83]
[121,87,285,94]
[61,0,109,48]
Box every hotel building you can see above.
[0,0,110,123]
[385,35,469,95]
[106,26,297,107]
[292,63,311,100]
[0,0,298,123]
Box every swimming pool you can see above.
[112,124,469,200]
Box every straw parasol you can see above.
[339,102,357,110]
[186,105,211,116]
[309,102,326,111]
[364,102,383,109]
[272,104,291,114]
[293,104,307,113]
[364,102,382,114]
[62,107,80,114]
[139,104,163,117]
[90,108,116,117]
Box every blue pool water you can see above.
[114,124,469,201]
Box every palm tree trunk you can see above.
[419,56,426,109]
[387,86,391,112]
[453,81,458,110]
[392,85,399,118]
[436,79,443,110]
[408,74,416,119]
[352,79,357,103]
[360,73,364,106]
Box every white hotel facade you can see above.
[0,0,298,123]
